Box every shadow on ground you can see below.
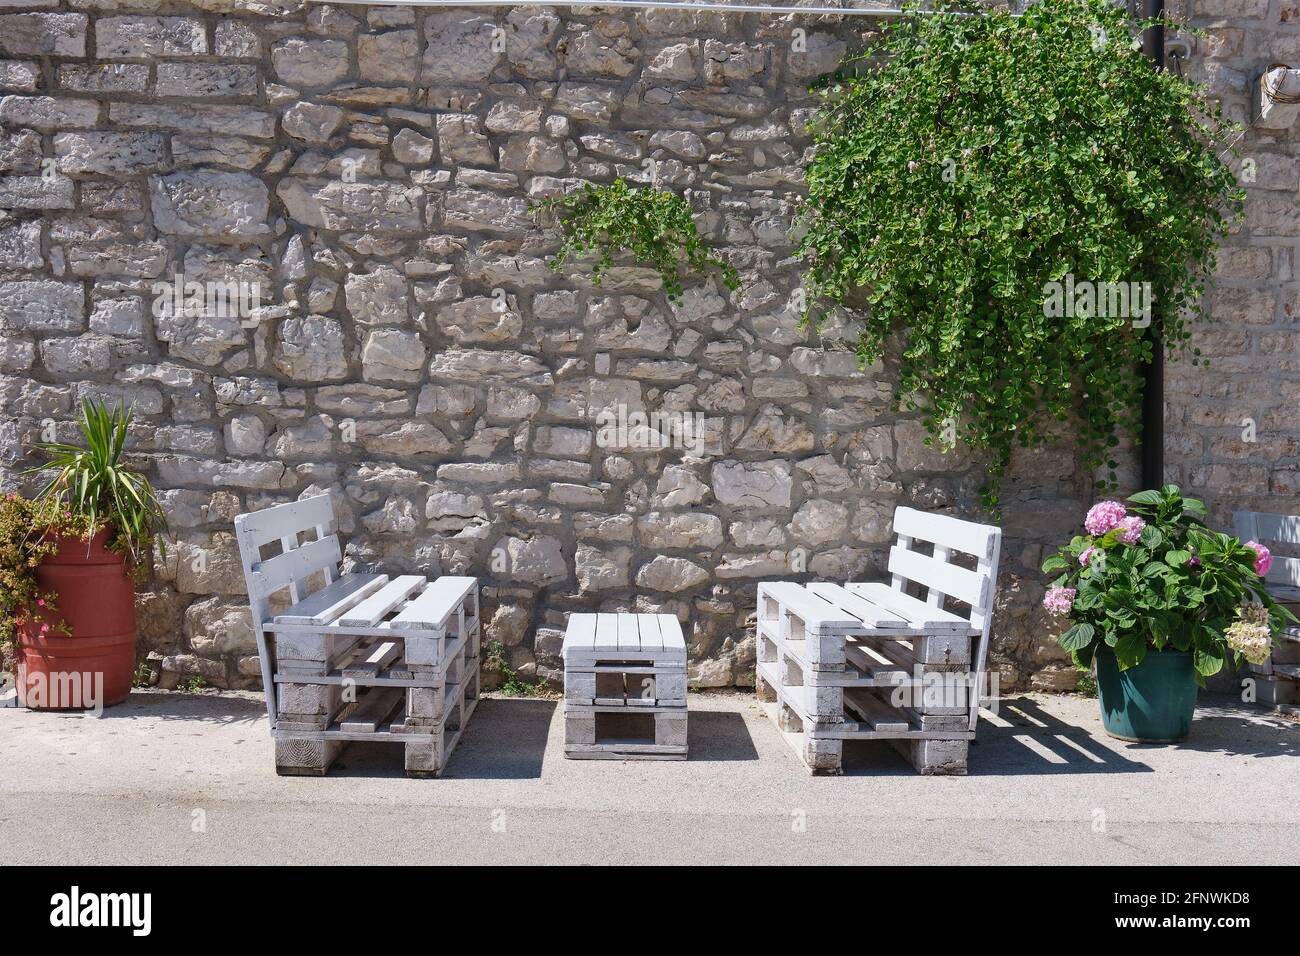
[256,695,764,778]
[31,687,1295,780]
[968,696,1154,776]
[1154,694,1299,760]
[817,696,1157,777]
[63,689,266,728]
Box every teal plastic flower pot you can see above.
[1094,645,1197,743]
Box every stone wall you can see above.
[1165,0,1300,542]
[0,0,1148,694]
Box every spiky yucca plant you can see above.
[29,399,167,566]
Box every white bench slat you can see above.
[760,581,861,632]
[342,640,403,677]
[657,614,686,653]
[1233,510,1300,590]
[806,582,907,628]
[389,575,476,631]
[273,572,389,625]
[594,613,618,651]
[637,614,664,652]
[1265,556,1300,590]
[888,545,988,609]
[845,641,912,682]
[253,535,343,598]
[1235,510,1300,547]
[845,581,970,631]
[616,612,641,652]
[843,687,910,732]
[338,575,426,627]
[893,505,998,558]
[338,688,402,733]
[235,494,334,550]
[563,613,598,660]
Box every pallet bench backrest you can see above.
[1233,510,1300,593]
[888,506,1002,634]
[234,495,342,630]
[234,495,343,729]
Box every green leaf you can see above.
[1127,490,1164,506]
[1113,632,1148,670]
[1060,622,1095,652]
[1193,646,1224,677]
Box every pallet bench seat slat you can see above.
[338,575,426,627]
[272,572,390,626]
[806,582,907,629]
[389,575,476,631]
[845,581,971,632]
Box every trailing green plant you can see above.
[484,639,557,698]
[0,495,90,652]
[28,398,167,567]
[799,0,1243,507]
[538,178,739,303]
[1042,486,1294,686]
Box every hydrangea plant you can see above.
[1041,486,1293,683]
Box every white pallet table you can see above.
[755,506,1001,776]
[562,612,688,759]
[235,495,481,778]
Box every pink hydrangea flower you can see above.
[1117,515,1146,545]
[1043,586,1076,616]
[1244,541,1273,577]
[1079,547,1097,566]
[1085,500,1127,536]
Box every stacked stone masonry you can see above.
[0,0,1282,695]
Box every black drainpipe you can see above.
[1139,0,1165,491]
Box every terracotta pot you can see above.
[16,529,137,710]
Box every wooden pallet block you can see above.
[563,703,688,760]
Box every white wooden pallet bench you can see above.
[755,506,1001,776]
[1233,510,1300,714]
[562,612,688,760]
[235,495,481,778]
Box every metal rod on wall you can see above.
[1139,0,1165,492]
[341,0,990,15]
